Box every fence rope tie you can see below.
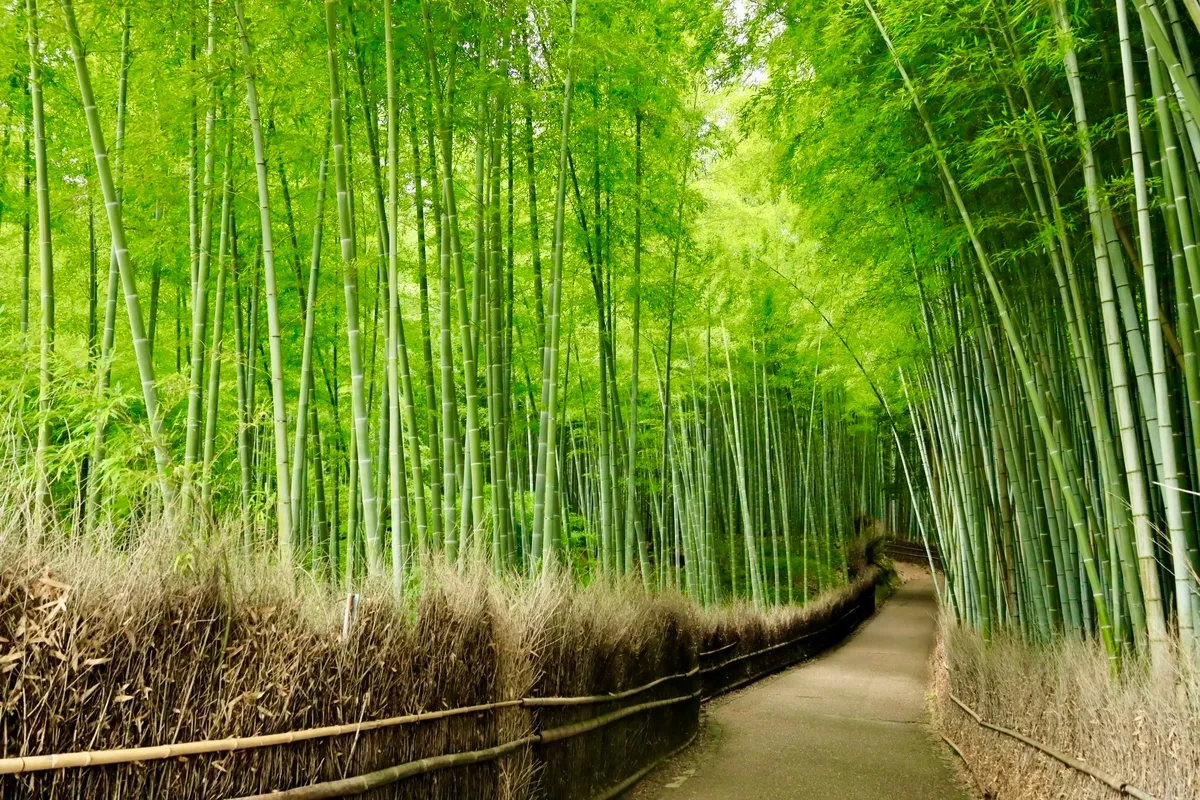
[948,692,1157,800]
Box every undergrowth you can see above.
[932,615,1200,799]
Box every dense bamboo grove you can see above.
[0,0,909,609]
[748,0,1200,670]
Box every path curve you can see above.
[631,575,967,799]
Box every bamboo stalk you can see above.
[235,0,294,555]
[27,0,53,534]
[61,0,174,513]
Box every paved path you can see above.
[632,576,967,799]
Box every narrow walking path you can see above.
[632,575,967,799]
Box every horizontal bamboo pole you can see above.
[938,732,993,799]
[523,667,698,707]
[949,693,1157,800]
[230,689,702,799]
[698,639,739,658]
[537,690,700,744]
[886,540,942,568]
[0,700,522,776]
[232,735,542,800]
[0,670,695,775]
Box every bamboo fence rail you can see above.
[0,677,697,777]
[937,732,993,799]
[521,667,699,707]
[230,690,704,800]
[885,538,942,571]
[230,736,543,800]
[0,700,524,776]
[698,638,739,658]
[699,583,876,699]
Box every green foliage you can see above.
[0,0,911,610]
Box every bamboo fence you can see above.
[0,567,884,799]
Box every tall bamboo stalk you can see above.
[183,0,222,520]
[532,0,579,571]
[325,0,380,577]
[62,0,175,514]
[27,0,53,534]
[235,0,294,556]
[200,138,235,515]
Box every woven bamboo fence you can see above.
[0,566,885,799]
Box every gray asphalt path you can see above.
[632,576,967,799]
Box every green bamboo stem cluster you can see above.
[7,0,911,612]
[864,0,1200,671]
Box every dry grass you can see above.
[0,531,712,799]
[932,615,1200,799]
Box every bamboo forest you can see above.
[1,0,1199,797]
